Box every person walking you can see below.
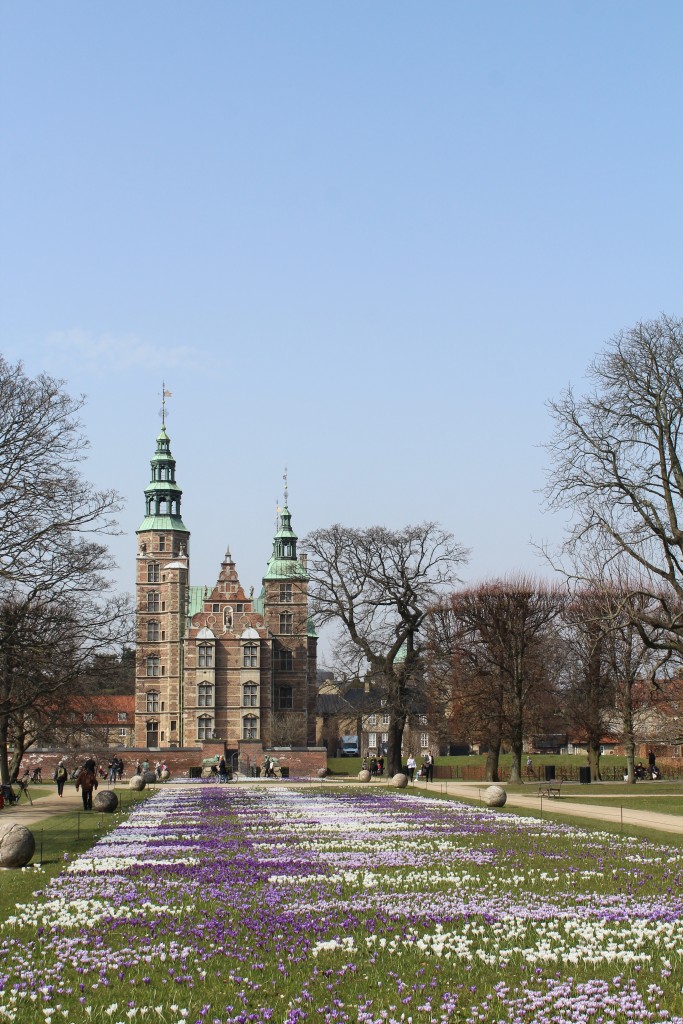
[108,758,117,784]
[75,765,98,810]
[53,760,68,798]
[406,753,416,783]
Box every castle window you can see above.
[382,713,390,726]
[278,648,293,672]
[242,715,258,740]
[146,656,160,677]
[212,604,220,613]
[118,712,127,721]
[119,727,127,737]
[368,732,377,749]
[147,562,160,583]
[197,714,214,740]
[367,714,377,726]
[243,644,258,668]
[198,644,213,668]
[146,691,159,713]
[158,536,166,551]
[236,603,244,613]
[419,714,427,726]
[147,592,160,613]
[146,721,159,746]
[147,620,159,642]
[280,583,292,603]
[420,733,429,748]
[278,686,293,710]
[279,613,293,635]
[198,682,213,706]
[243,682,258,707]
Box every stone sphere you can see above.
[129,774,146,791]
[142,771,157,785]
[391,773,408,789]
[358,770,371,783]
[0,822,35,869]
[94,790,118,813]
[316,768,328,779]
[160,769,170,781]
[483,785,507,807]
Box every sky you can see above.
[1,1,681,658]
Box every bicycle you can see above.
[1,779,32,806]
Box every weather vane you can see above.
[160,382,172,426]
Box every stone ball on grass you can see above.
[129,775,146,791]
[0,822,35,869]
[316,768,328,779]
[391,773,408,789]
[483,785,507,807]
[358,770,371,783]
[94,790,118,813]
[142,771,157,785]
[160,769,170,781]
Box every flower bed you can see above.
[1,786,682,1023]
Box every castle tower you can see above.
[134,424,190,749]
[261,503,318,747]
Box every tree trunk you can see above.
[484,742,501,782]
[0,714,9,785]
[587,742,601,782]
[387,718,405,777]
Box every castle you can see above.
[134,422,318,756]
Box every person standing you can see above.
[108,757,117,784]
[406,753,416,783]
[53,760,68,798]
[423,750,434,782]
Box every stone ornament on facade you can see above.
[0,823,36,868]
[483,785,507,807]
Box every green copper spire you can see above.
[137,424,189,534]
[264,504,307,580]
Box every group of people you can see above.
[209,756,230,782]
[108,756,125,783]
[360,750,435,782]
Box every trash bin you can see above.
[579,766,591,784]
[544,765,556,781]
[280,767,289,779]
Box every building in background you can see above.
[134,422,317,754]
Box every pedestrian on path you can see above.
[423,750,434,782]
[75,767,98,810]
[406,753,416,782]
[53,760,68,798]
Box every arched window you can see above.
[243,644,258,668]
[147,562,160,583]
[147,620,159,642]
[146,656,160,677]
[243,682,258,707]
[146,691,159,713]
[147,592,160,612]
[243,715,258,740]
[197,714,214,740]
[224,607,233,627]
[198,683,213,707]
[198,644,213,668]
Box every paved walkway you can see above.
[2,777,682,837]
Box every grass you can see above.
[328,752,681,777]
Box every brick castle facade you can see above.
[134,422,318,757]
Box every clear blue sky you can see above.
[1,1,681,654]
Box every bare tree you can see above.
[429,577,565,783]
[0,592,132,783]
[303,523,469,776]
[0,356,122,599]
[544,313,683,656]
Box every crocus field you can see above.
[1,784,682,1024]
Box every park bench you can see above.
[537,779,564,798]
